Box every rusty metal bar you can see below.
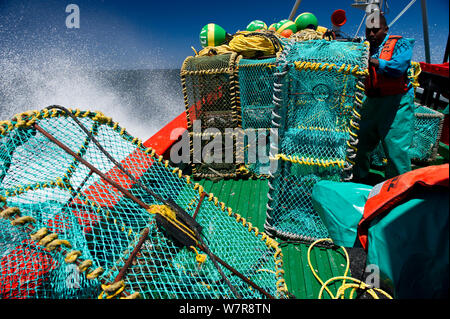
[34,123,150,210]
[43,105,201,237]
[192,191,207,220]
[114,227,150,283]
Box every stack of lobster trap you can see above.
[180,37,373,242]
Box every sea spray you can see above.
[0,47,184,141]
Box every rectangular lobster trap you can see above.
[265,40,370,241]
[238,57,278,177]
[370,103,445,166]
[181,53,243,179]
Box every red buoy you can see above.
[331,9,347,27]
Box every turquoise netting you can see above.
[238,58,277,176]
[0,107,286,299]
[264,40,369,241]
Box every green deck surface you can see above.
[196,178,349,299]
[193,145,449,298]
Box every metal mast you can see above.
[288,0,302,20]
[420,0,431,63]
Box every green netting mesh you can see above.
[239,58,277,129]
[238,58,277,176]
[0,107,286,299]
[370,103,444,166]
[265,40,369,241]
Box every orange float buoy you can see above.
[280,29,293,38]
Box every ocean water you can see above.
[0,53,185,142]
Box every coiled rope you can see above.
[228,31,283,58]
[307,238,393,299]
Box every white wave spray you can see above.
[0,46,184,141]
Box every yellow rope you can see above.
[330,279,393,299]
[307,238,393,299]
[256,269,276,275]
[65,250,82,263]
[45,239,72,251]
[197,44,236,57]
[0,207,21,219]
[307,238,348,299]
[11,215,36,226]
[409,61,422,88]
[38,233,58,246]
[294,61,369,77]
[190,246,207,265]
[298,125,350,133]
[272,153,346,168]
[86,267,104,280]
[30,227,48,242]
[98,280,126,299]
[228,32,276,57]
[120,292,141,299]
[291,28,324,41]
[78,259,93,273]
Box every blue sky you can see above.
[1,0,449,69]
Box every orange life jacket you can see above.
[357,164,449,250]
[365,35,410,97]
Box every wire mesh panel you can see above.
[265,40,369,241]
[181,53,241,131]
[239,58,277,129]
[370,103,445,166]
[0,107,287,299]
[410,104,444,161]
[238,58,277,177]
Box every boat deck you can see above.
[189,143,450,299]
[196,177,350,299]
